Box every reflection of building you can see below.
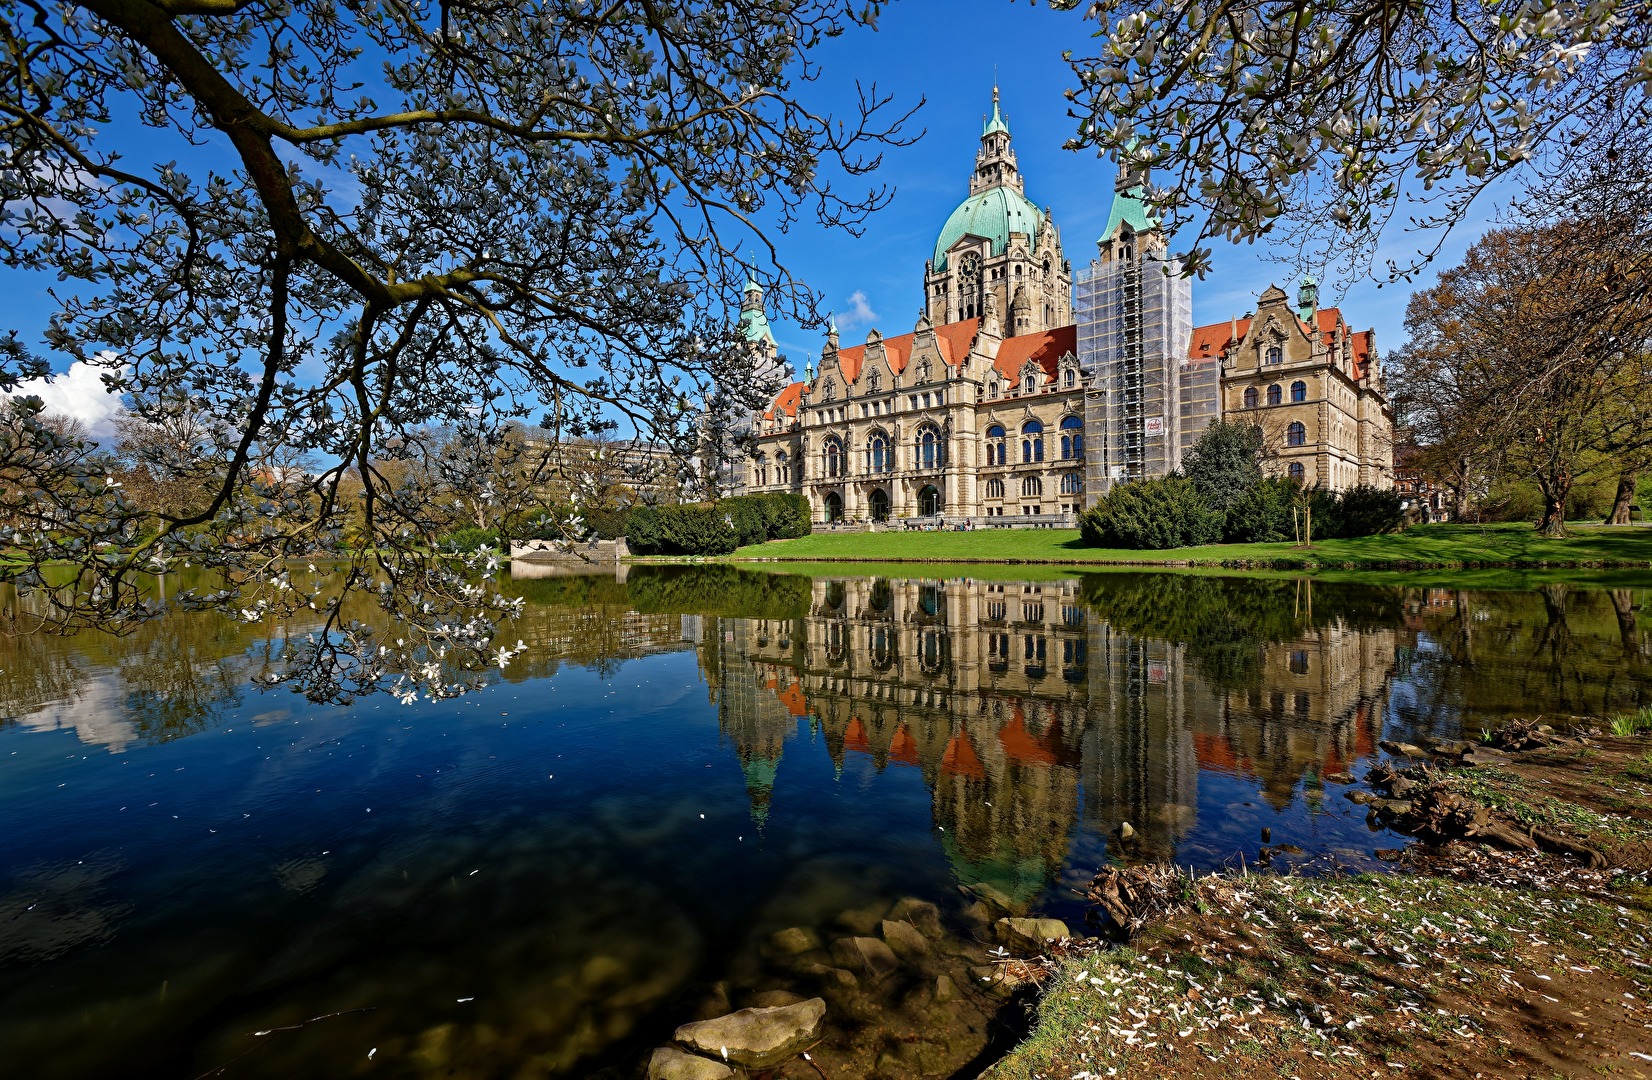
[1197,622,1392,808]
[697,574,1403,903]
[739,89,1394,524]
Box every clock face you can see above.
[960,253,980,280]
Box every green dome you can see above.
[933,186,1043,271]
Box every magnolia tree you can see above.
[0,0,913,702]
[1058,0,1652,277]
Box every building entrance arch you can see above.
[823,491,844,523]
[868,488,891,522]
[918,484,941,516]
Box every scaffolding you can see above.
[1075,254,1192,502]
[1178,357,1220,460]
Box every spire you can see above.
[969,85,1022,196]
[1297,274,1319,324]
[983,84,1010,138]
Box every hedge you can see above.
[625,492,810,556]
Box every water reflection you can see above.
[0,566,1647,1078]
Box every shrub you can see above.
[721,492,812,546]
[1333,484,1405,538]
[623,503,738,556]
[437,525,500,552]
[1079,476,1223,549]
[1222,476,1296,543]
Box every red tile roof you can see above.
[831,317,981,384]
[764,381,806,419]
[991,324,1077,383]
[1187,307,1374,379]
[1188,318,1250,359]
[1350,329,1373,380]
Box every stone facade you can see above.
[741,90,1393,524]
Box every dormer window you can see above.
[1023,373,1036,395]
[1266,346,1282,365]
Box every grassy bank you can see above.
[989,734,1652,1079]
[728,522,1652,570]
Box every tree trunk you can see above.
[1604,469,1638,525]
[1535,470,1571,537]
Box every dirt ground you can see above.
[986,732,1652,1080]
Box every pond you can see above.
[1,566,1648,1078]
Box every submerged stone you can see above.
[672,998,827,1070]
[647,1045,735,1080]
[994,917,1071,954]
[880,918,931,961]
[831,936,898,980]
[767,926,821,955]
[888,897,944,939]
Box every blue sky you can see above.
[2,0,1509,428]
[756,1,1501,381]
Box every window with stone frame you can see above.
[1059,415,1084,459]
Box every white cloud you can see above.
[836,289,879,329]
[11,355,125,437]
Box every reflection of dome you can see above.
[932,186,1043,270]
[741,755,779,828]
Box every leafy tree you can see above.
[1057,0,1652,278]
[1396,219,1652,536]
[1183,419,1264,519]
[0,1,912,700]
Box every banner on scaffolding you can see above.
[1144,416,1165,437]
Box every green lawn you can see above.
[727,522,1652,570]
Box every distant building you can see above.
[741,88,1394,524]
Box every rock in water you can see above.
[830,936,898,981]
[1116,821,1135,840]
[767,926,821,955]
[880,918,931,961]
[672,998,827,1071]
[995,917,1072,954]
[647,1045,736,1080]
[888,897,945,939]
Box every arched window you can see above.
[1288,462,1305,483]
[1267,384,1282,406]
[1021,419,1045,463]
[1063,368,1076,388]
[1291,380,1307,403]
[1243,386,1258,408]
[986,477,1005,499]
[776,450,790,485]
[1021,476,1043,498]
[753,452,768,487]
[987,379,1000,399]
[1023,373,1037,395]
[916,424,942,469]
[1060,471,1081,494]
[1059,415,1084,459]
[1286,421,1306,447]
[986,423,1006,466]
[1266,345,1282,365]
[823,437,843,478]
[869,432,892,473]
